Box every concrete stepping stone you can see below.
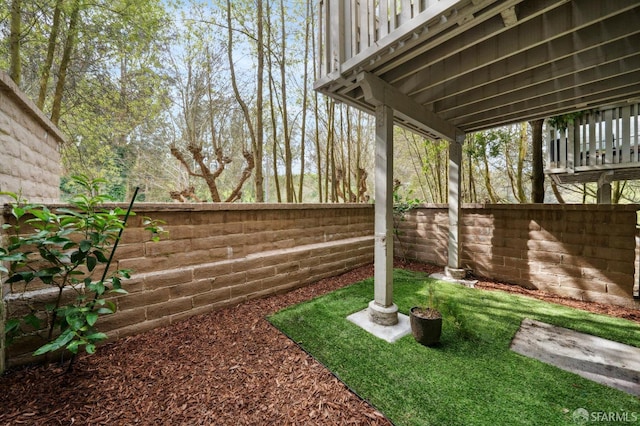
[510,318,640,396]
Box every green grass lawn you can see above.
[268,269,640,426]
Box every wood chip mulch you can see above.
[1,260,638,426]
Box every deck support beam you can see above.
[358,72,461,142]
[446,136,467,279]
[597,171,614,204]
[358,71,467,324]
[368,103,398,326]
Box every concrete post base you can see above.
[368,300,399,326]
[445,267,467,280]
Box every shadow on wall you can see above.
[397,204,640,308]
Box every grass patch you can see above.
[268,269,640,426]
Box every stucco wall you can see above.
[0,71,64,204]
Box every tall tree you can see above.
[529,119,545,202]
[37,0,63,109]
[225,0,262,201]
[9,0,21,84]
[297,0,312,202]
[50,0,80,126]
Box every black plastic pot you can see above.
[410,307,442,346]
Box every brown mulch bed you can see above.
[1,260,638,425]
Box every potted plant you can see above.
[410,283,442,346]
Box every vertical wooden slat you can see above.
[548,127,558,168]
[578,116,585,166]
[379,0,389,38]
[588,112,596,166]
[622,105,631,164]
[369,0,376,43]
[631,104,640,161]
[328,0,346,73]
[560,127,567,169]
[400,0,411,25]
[318,0,325,77]
[604,109,613,164]
[546,125,553,167]
[359,0,370,53]
[573,120,580,167]
[567,121,575,170]
[390,0,397,31]
[346,0,355,58]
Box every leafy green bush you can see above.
[0,175,163,365]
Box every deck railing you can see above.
[546,104,640,173]
[317,0,462,79]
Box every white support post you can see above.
[446,135,466,280]
[597,171,613,204]
[368,104,398,326]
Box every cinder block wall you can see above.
[395,204,640,308]
[0,71,64,204]
[3,203,374,368]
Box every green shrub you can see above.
[0,175,163,367]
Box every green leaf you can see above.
[0,252,27,262]
[86,312,99,327]
[12,207,25,219]
[35,267,62,277]
[79,239,92,253]
[88,281,106,295]
[93,250,109,263]
[6,273,28,284]
[86,255,97,272]
[33,329,75,356]
[85,332,108,342]
[85,344,97,354]
[104,300,117,313]
[66,340,81,354]
[5,318,21,334]
[24,314,42,330]
[29,209,51,222]
[96,307,114,314]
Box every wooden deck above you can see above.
[545,104,640,184]
[316,0,640,139]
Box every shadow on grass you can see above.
[268,269,640,426]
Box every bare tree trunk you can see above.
[466,140,477,203]
[551,181,565,203]
[324,99,334,202]
[51,0,81,126]
[38,0,63,109]
[265,0,281,202]
[278,0,293,202]
[225,149,255,202]
[255,0,265,201]
[9,0,21,84]
[515,122,528,202]
[481,146,499,203]
[529,119,545,202]
[226,0,261,201]
[613,181,626,204]
[297,0,312,202]
[269,74,282,202]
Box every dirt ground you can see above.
[1,261,638,425]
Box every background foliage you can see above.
[2,0,639,204]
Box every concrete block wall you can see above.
[0,71,65,204]
[396,204,640,308]
[3,203,374,368]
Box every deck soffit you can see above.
[316,0,640,136]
